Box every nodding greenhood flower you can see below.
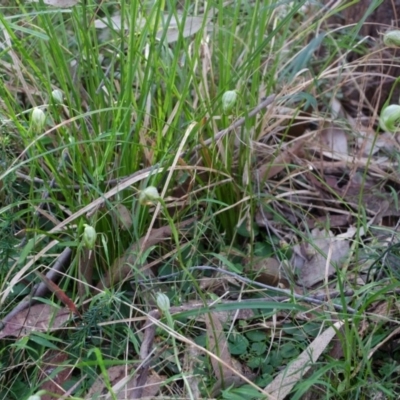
[384,30,400,48]
[83,224,97,250]
[51,89,63,104]
[380,104,400,132]
[139,186,161,205]
[156,292,170,312]
[31,107,46,132]
[222,90,238,114]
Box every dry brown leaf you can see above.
[319,99,348,156]
[347,110,400,156]
[141,374,165,398]
[184,345,203,399]
[0,304,70,338]
[205,314,234,382]
[293,229,350,288]
[39,351,73,400]
[265,320,344,399]
[112,203,133,231]
[28,0,78,6]
[259,138,305,179]
[86,365,133,399]
[100,370,163,400]
[350,121,380,156]
[205,314,257,397]
[340,173,396,215]
[86,365,120,400]
[249,257,287,287]
[320,124,348,156]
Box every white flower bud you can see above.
[156,292,170,311]
[51,89,63,104]
[384,30,400,48]
[31,107,46,132]
[83,224,97,250]
[222,90,238,114]
[139,186,160,205]
[27,392,45,400]
[380,104,400,132]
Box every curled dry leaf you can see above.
[320,123,348,156]
[205,313,257,397]
[319,99,348,156]
[293,228,350,288]
[141,374,165,398]
[0,304,70,338]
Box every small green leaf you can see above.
[256,373,273,386]
[222,384,262,399]
[280,343,299,359]
[245,330,267,342]
[221,391,243,400]
[302,322,321,337]
[254,241,274,257]
[228,333,249,355]
[282,323,307,341]
[194,334,207,347]
[269,353,283,367]
[247,356,264,369]
[250,342,267,356]
[211,252,243,274]
[262,364,273,375]
[29,334,59,350]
